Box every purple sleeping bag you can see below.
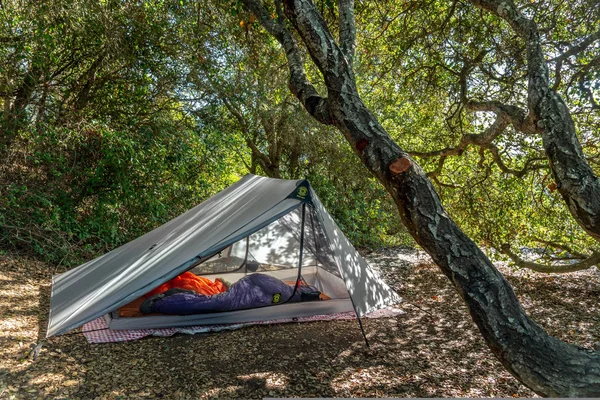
[143,273,320,315]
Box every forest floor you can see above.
[1,247,599,399]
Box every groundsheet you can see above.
[82,307,404,343]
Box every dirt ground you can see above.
[1,247,599,399]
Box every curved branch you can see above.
[458,56,536,135]
[532,237,589,259]
[426,155,447,178]
[281,0,408,169]
[411,113,509,158]
[501,244,600,273]
[411,113,545,178]
[244,0,332,124]
[487,144,546,177]
[549,28,600,62]
[466,100,537,135]
[468,0,600,241]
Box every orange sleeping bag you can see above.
[146,271,227,297]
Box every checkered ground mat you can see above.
[82,307,403,343]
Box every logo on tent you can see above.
[297,186,308,199]
[272,293,281,303]
[286,180,311,202]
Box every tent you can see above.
[46,174,401,340]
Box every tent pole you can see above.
[348,293,370,347]
[243,235,249,274]
[297,202,306,279]
[292,203,306,295]
[282,203,306,304]
[354,309,370,348]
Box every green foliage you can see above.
[1,0,408,266]
[351,0,600,261]
[308,172,410,248]
[0,0,245,265]
[1,0,598,268]
[1,120,239,265]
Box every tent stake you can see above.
[28,339,46,360]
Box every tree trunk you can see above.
[289,143,300,178]
[2,62,42,149]
[242,0,600,396]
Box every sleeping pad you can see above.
[145,271,227,297]
[140,273,321,315]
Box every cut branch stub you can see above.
[389,157,412,174]
[355,139,368,152]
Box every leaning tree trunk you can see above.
[240,0,600,396]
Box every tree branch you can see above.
[210,81,279,176]
[532,237,589,260]
[281,0,409,171]
[458,50,488,103]
[468,0,600,241]
[412,110,545,179]
[487,144,546,178]
[338,0,356,69]
[220,95,250,133]
[549,28,600,62]
[457,52,537,136]
[552,58,562,91]
[501,244,600,273]
[467,101,537,136]
[243,0,332,124]
[410,113,509,158]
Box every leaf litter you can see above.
[1,247,598,399]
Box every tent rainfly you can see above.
[46,174,401,343]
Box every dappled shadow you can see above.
[309,189,402,316]
[4,250,579,398]
[501,269,600,346]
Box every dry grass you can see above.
[1,248,599,399]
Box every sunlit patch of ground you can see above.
[1,249,598,399]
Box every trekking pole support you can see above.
[349,296,370,348]
[356,313,370,348]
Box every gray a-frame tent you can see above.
[47,174,401,339]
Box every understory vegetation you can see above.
[1,0,597,269]
[0,1,407,265]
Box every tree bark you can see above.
[242,0,600,396]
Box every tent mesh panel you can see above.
[187,205,348,299]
